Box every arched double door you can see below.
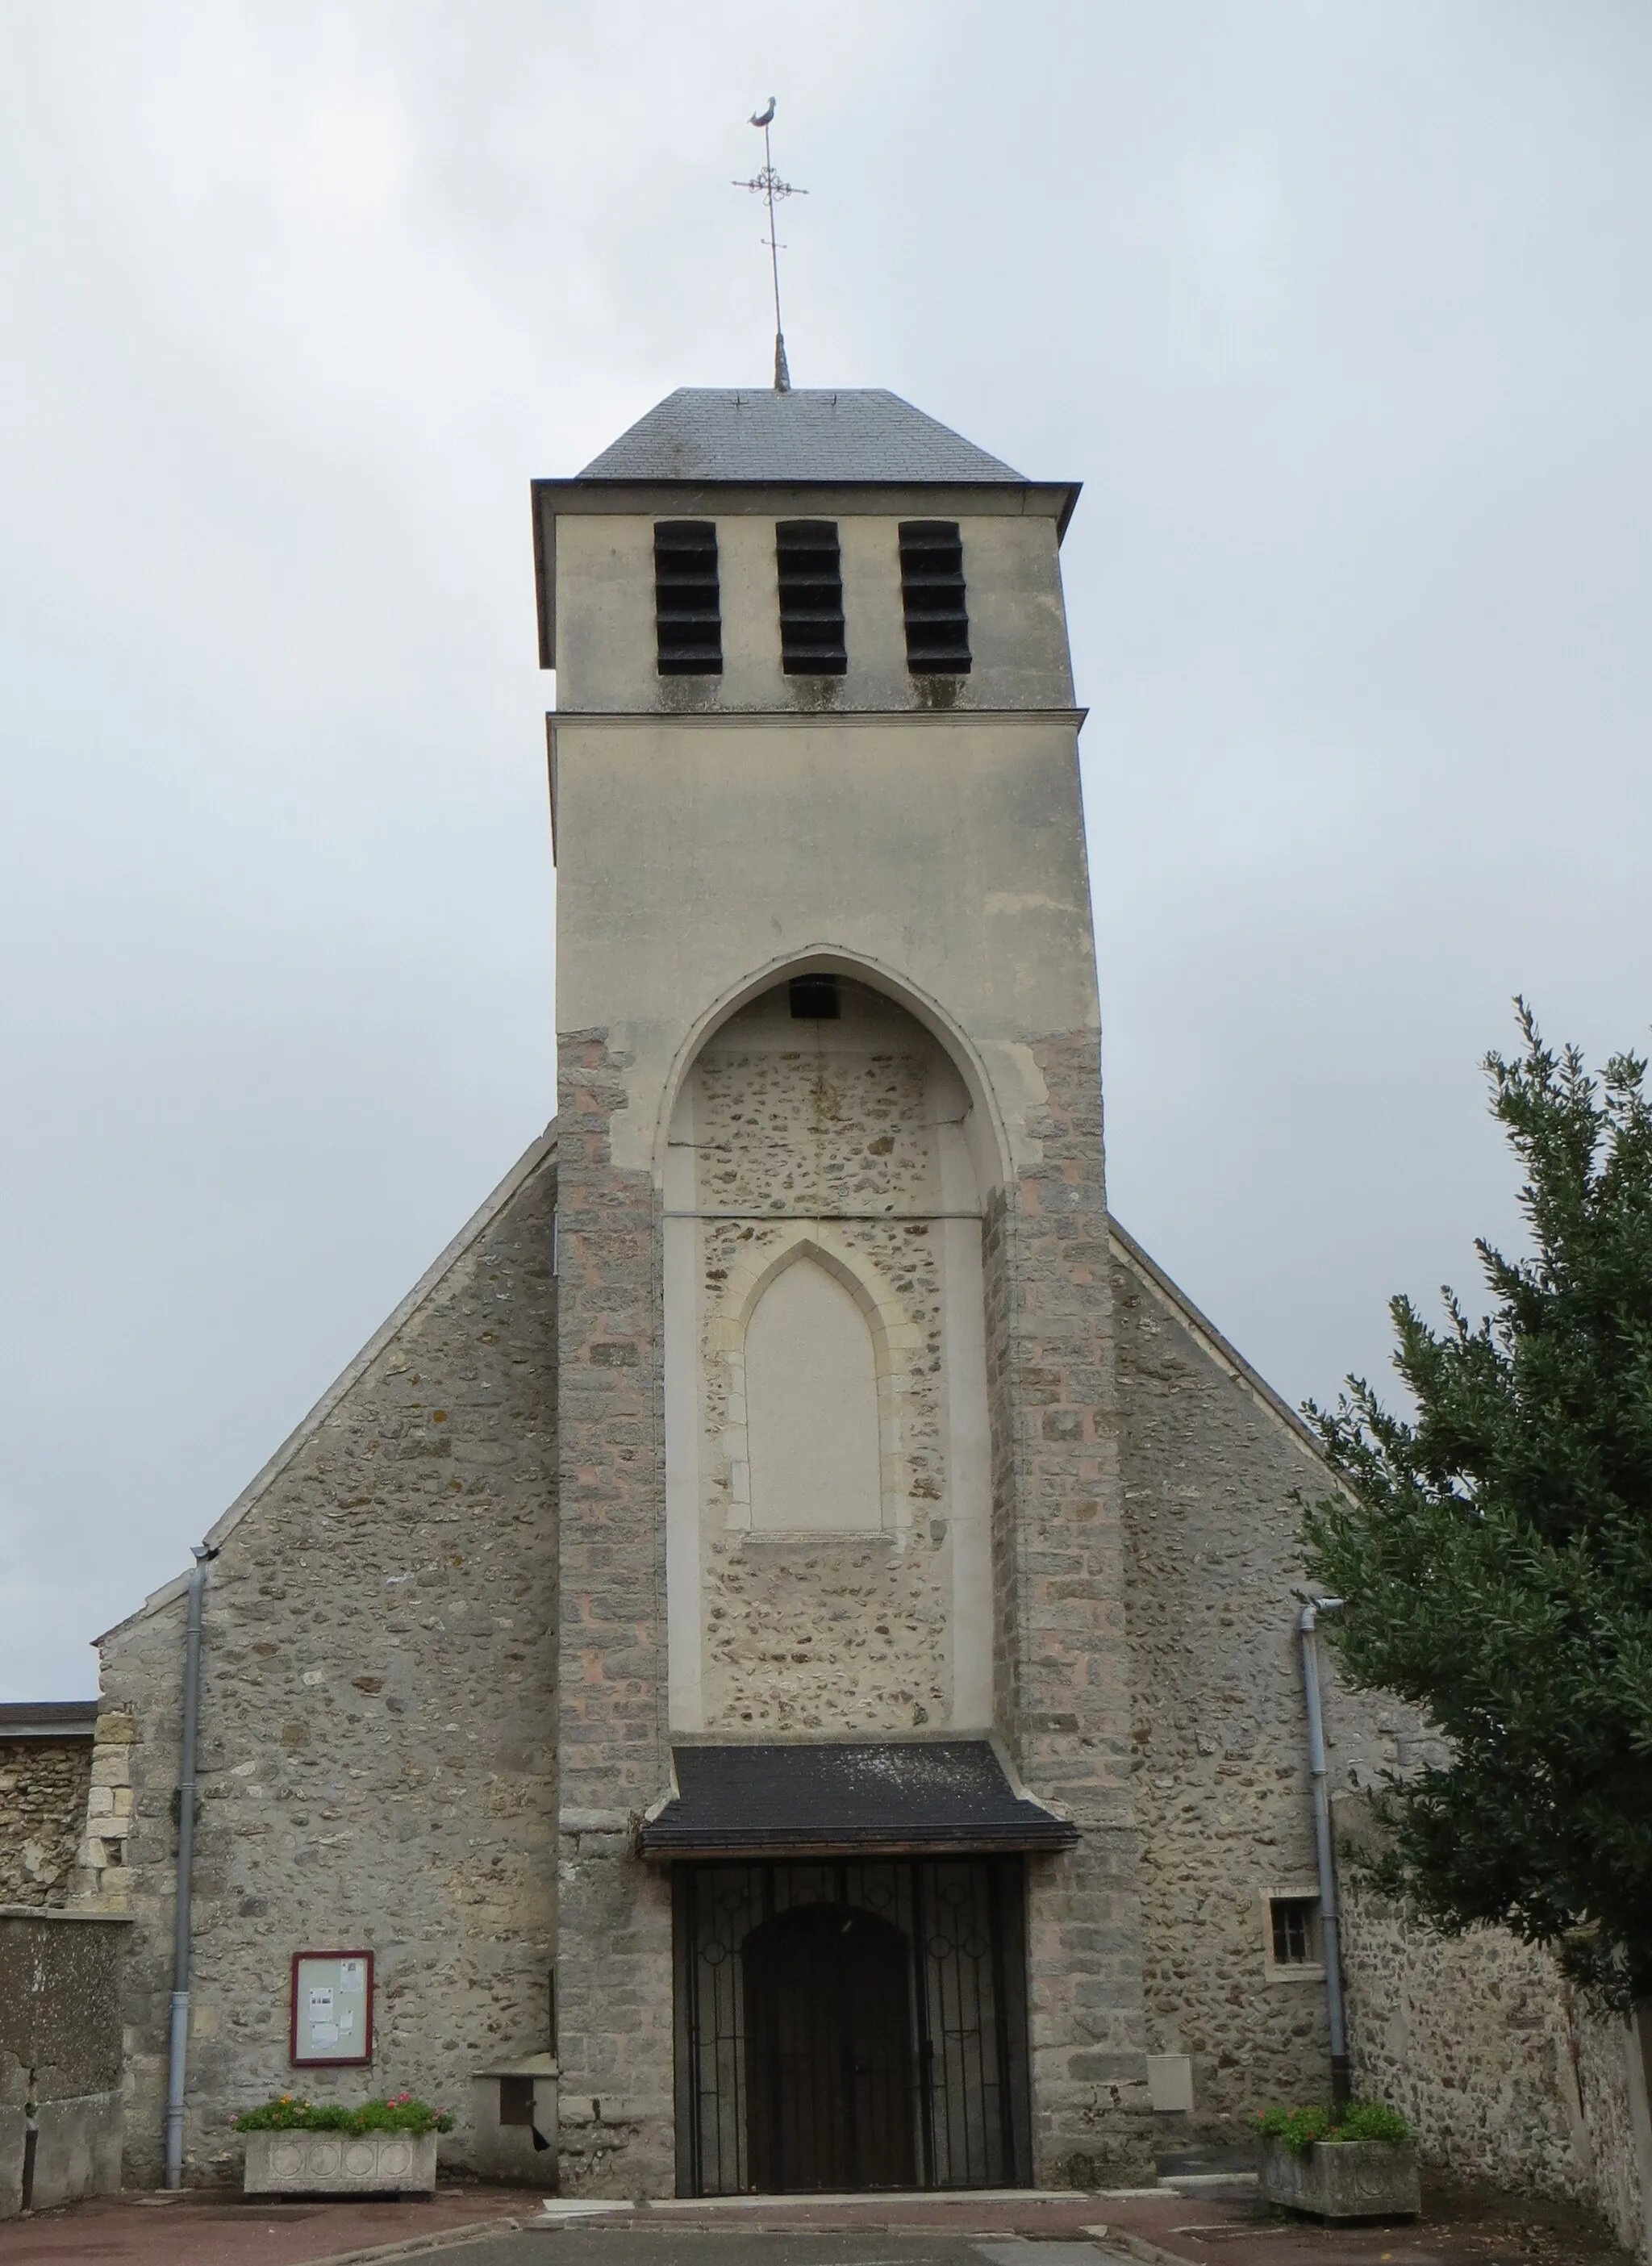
[674,1858,1030,2197]
[743,1902,915,2193]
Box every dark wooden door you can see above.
[742,1901,916,2191]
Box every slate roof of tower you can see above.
[578,387,1023,484]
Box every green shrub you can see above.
[1256,2101,1412,2154]
[232,2091,453,2136]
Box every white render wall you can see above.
[552,712,1099,1187]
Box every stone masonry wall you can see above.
[693,1004,954,1733]
[0,1741,91,1907]
[554,1013,1158,2195]
[555,1030,675,2198]
[1341,1832,1651,2261]
[87,1138,558,2189]
[997,1033,1151,2187]
[1113,1229,1651,2242]
[1113,1239,1399,2141]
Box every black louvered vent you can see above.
[898,520,971,675]
[654,520,723,675]
[775,520,847,675]
[788,975,841,1020]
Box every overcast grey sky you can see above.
[3,2,1650,1698]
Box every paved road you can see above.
[0,2180,1622,2266]
[427,2241,1121,2266]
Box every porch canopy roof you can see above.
[638,1739,1078,1861]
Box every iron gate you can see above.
[672,1856,1031,2196]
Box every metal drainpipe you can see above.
[1299,1599,1350,2105]
[165,1544,212,2190]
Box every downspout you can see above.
[165,1543,212,2189]
[1299,1599,1350,2105]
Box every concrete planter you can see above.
[242,2128,438,2197]
[1258,2135,1421,2220]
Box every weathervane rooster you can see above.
[735,97,805,392]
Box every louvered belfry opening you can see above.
[775,520,848,675]
[898,520,971,674]
[654,520,724,674]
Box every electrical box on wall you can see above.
[1146,2053,1195,2114]
[290,1951,373,2068]
[469,2055,559,2188]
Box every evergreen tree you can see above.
[1302,1005,1652,2007]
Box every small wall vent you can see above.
[654,520,723,675]
[788,975,841,1020]
[775,520,847,675]
[898,520,971,675]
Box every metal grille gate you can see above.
[673,1857,1031,2196]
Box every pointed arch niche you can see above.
[721,1230,911,1536]
[662,970,995,1737]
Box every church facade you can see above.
[79,387,1397,2197]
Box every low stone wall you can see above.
[1340,1830,1652,2262]
[0,1739,93,1907]
[0,1911,126,2218]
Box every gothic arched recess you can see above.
[661,967,998,1737]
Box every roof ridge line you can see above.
[98,1124,558,1643]
[1108,1216,1333,1469]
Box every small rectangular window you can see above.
[899,520,971,674]
[789,975,841,1020]
[499,2075,536,2127]
[776,520,847,674]
[1269,1896,1319,1967]
[654,520,722,675]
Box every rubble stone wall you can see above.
[86,1137,559,2189]
[691,1003,957,1733]
[1341,1853,1651,2261]
[0,1740,91,1907]
[1113,1238,1402,2141]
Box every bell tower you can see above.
[532,387,1150,2196]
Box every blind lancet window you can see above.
[898,520,971,675]
[745,1259,882,1532]
[654,520,722,675]
[775,520,847,675]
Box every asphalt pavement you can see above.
[437,2240,1119,2266]
[0,2176,1627,2266]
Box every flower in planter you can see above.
[1256,2101,1412,2155]
[232,2093,455,2135]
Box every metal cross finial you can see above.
[734,97,805,392]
